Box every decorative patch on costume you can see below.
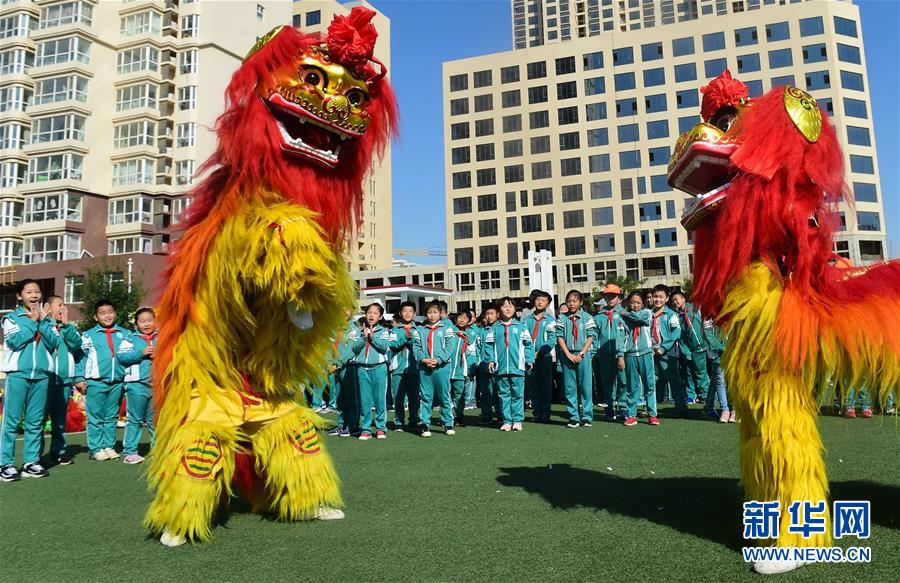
[178,435,223,479]
[289,420,321,455]
[783,86,822,143]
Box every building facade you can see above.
[0,0,392,315]
[444,0,887,310]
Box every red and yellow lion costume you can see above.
[145,8,397,546]
[668,70,898,573]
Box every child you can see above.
[74,299,136,461]
[524,290,555,423]
[1,280,58,481]
[448,311,478,427]
[477,304,500,424]
[326,314,362,437]
[671,291,710,403]
[486,297,535,431]
[388,301,421,431]
[415,301,455,437]
[348,303,392,440]
[702,318,733,423]
[649,285,687,416]
[556,290,598,428]
[43,294,83,466]
[118,308,157,463]
[621,292,658,427]
[439,300,454,330]
[593,285,626,422]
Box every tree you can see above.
[73,259,145,330]
[590,274,647,304]
[677,276,694,298]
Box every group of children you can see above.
[1,279,157,482]
[316,284,737,439]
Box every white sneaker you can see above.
[445,427,456,436]
[160,531,187,547]
[512,422,523,431]
[500,424,512,432]
[754,559,805,574]
[104,448,120,459]
[91,450,111,461]
[314,506,345,520]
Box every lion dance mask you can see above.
[669,70,898,573]
[145,8,398,546]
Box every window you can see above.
[834,16,857,38]
[64,275,84,304]
[768,48,793,69]
[526,61,547,79]
[584,76,605,96]
[502,115,522,133]
[589,154,610,173]
[651,174,671,193]
[850,155,874,174]
[799,16,823,37]
[113,120,155,148]
[0,162,26,188]
[674,63,697,83]
[617,123,639,143]
[521,214,542,233]
[503,139,523,158]
[0,13,32,39]
[639,202,661,221]
[478,219,497,237]
[176,122,196,147]
[530,162,551,181]
[475,143,494,162]
[641,42,663,62]
[614,72,636,91]
[449,74,468,92]
[112,158,154,186]
[501,90,521,108]
[37,36,91,67]
[120,11,161,37]
[676,89,699,109]
[672,37,695,56]
[840,71,864,92]
[641,231,650,250]
[592,207,614,226]
[559,132,580,151]
[555,56,576,75]
[30,114,85,143]
[528,86,548,104]
[477,168,496,187]
[647,120,669,140]
[587,128,608,147]
[678,115,700,133]
[453,197,472,214]
[179,49,198,74]
[28,154,83,182]
[256,4,265,21]
[859,240,884,262]
[24,193,82,222]
[737,53,760,73]
[117,46,158,74]
[612,47,634,65]
[41,2,92,29]
[450,98,469,116]
[817,98,834,116]
[564,237,585,256]
[530,136,550,154]
[0,48,34,76]
[844,98,867,119]
[473,94,493,112]
[583,51,603,70]
[109,236,152,255]
[0,123,27,150]
[619,150,640,170]
[642,68,664,87]
[594,234,615,253]
[177,85,197,110]
[557,81,577,100]
[702,32,725,52]
[500,65,519,83]
[473,70,492,88]
[175,160,195,185]
[846,126,871,147]
[504,165,524,183]
[24,234,81,264]
[734,26,758,47]
[802,43,827,64]
[621,179,635,202]
[771,75,795,87]
[558,106,579,125]
[450,122,470,140]
[181,14,199,38]
[529,111,549,129]
[477,194,497,212]
[116,83,156,111]
[474,119,494,137]
[306,10,321,26]
[645,94,667,114]
[805,71,830,91]
[616,98,637,117]
[766,22,789,42]
[563,210,584,229]
[837,44,861,65]
[480,245,499,263]
[108,196,153,225]
[455,248,474,266]
[705,57,727,79]
[533,187,553,205]
[642,256,666,276]
[591,181,612,199]
[562,184,583,202]
[852,182,877,203]
[561,157,582,177]
[585,102,607,121]
[857,211,880,232]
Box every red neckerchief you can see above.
[569,314,579,344]
[456,331,469,364]
[139,332,157,344]
[683,306,694,331]
[426,323,440,356]
[531,314,544,343]
[651,309,664,345]
[501,322,513,348]
[101,327,118,356]
[633,325,641,347]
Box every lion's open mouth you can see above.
[265,93,351,168]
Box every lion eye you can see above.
[300,67,327,90]
[715,113,735,132]
[346,88,368,108]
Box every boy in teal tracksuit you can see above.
[556,290,598,427]
[349,304,392,440]
[702,318,733,421]
[593,285,627,421]
[448,312,479,427]
[415,302,455,436]
[1,280,58,481]
[43,295,83,465]
[649,285,687,414]
[388,301,421,431]
[477,305,500,424]
[524,291,555,423]
[74,300,136,461]
[118,308,157,463]
[487,298,535,431]
[672,292,709,402]
[326,317,361,437]
[621,293,658,426]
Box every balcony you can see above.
[28,58,92,79]
[23,139,88,156]
[27,98,91,117]
[0,1,40,16]
[119,1,180,17]
[30,22,95,42]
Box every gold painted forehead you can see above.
[297,52,368,92]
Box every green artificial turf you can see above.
[1,405,897,583]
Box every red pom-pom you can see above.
[700,69,749,122]
[325,6,377,70]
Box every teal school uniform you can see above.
[448,327,479,424]
[486,319,535,424]
[44,319,83,458]
[118,331,156,456]
[1,308,58,466]
[523,312,555,420]
[389,324,422,428]
[475,324,499,422]
[593,306,627,418]
[621,309,657,418]
[332,321,360,432]
[677,303,710,401]
[556,309,598,423]
[415,321,455,429]
[349,324,392,434]
[651,306,687,409]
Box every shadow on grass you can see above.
[497,465,898,549]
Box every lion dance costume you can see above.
[145,8,397,547]
[668,71,899,573]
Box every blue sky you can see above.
[380,0,899,263]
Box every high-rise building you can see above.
[445,0,887,311]
[0,0,392,314]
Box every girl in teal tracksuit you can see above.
[621,292,657,427]
[477,305,500,424]
[74,300,136,461]
[415,301,455,437]
[389,301,421,431]
[487,297,535,431]
[1,280,58,481]
[448,311,479,427]
[593,290,626,421]
[649,285,686,413]
[44,295,83,466]
[702,318,733,422]
[524,291,555,423]
[556,290,598,428]
[349,303,392,440]
[326,317,362,437]
[672,291,709,402]
[118,308,157,463]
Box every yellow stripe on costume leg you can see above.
[251,406,342,520]
[143,421,238,542]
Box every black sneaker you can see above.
[55,455,74,466]
[21,462,49,478]
[0,464,20,482]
